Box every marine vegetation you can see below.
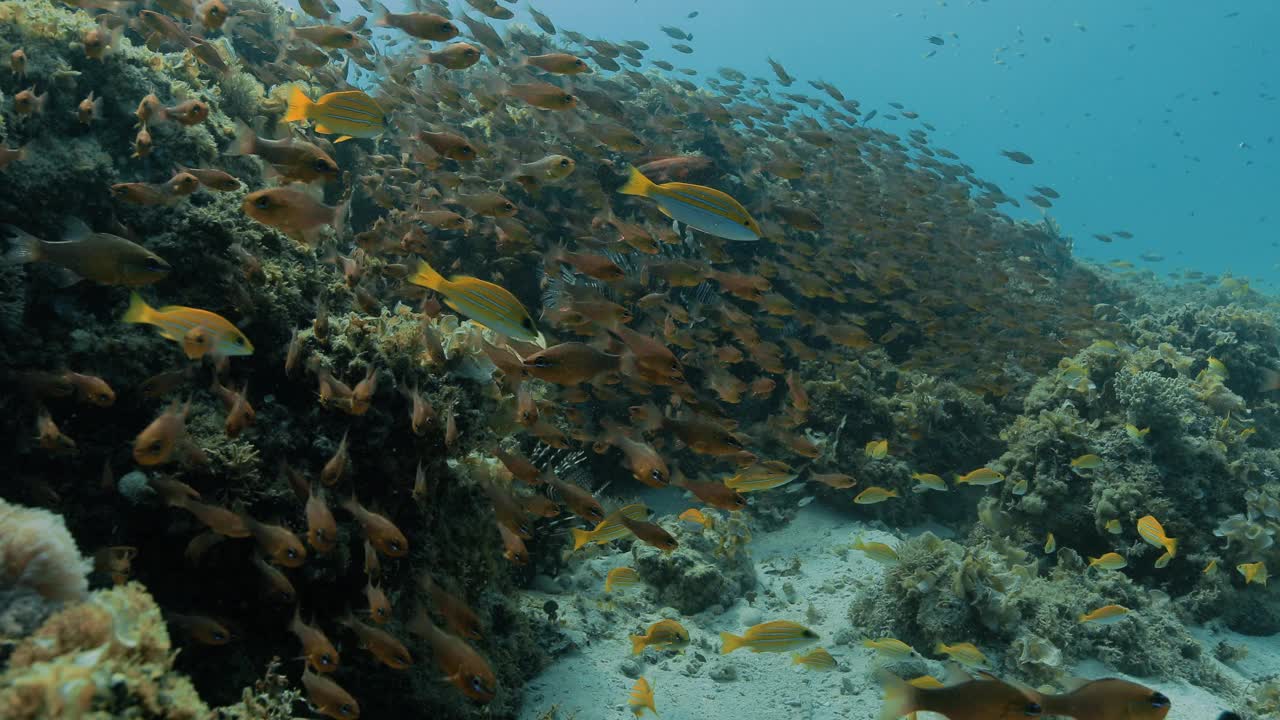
[0,0,1276,719]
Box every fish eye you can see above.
[1023,703,1041,716]
[342,32,354,40]
[521,318,533,330]
[339,704,354,717]
[502,201,515,211]
[233,336,246,345]
[313,159,331,172]
[212,631,226,642]
[562,94,574,103]
[650,469,664,482]
[253,195,272,209]
[532,357,552,368]
[441,22,454,32]
[147,440,163,453]
[559,159,570,167]
[1150,693,1169,708]
[286,548,298,559]
[144,257,167,271]
[469,676,485,692]
[389,540,402,552]
[320,653,333,666]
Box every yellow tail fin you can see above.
[630,634,647,655]
[122,292,153,325]
[570,528,592,551]
[283,86,313,123]
[617,165,656,197]
[411,259,446,292]
[875,669,918,720]
[1166,538,1178,557]
[719,632,744,654]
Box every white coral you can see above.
[0,497,91,602]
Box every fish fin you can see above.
[62,217,92,243]
[2,225,43,265]
[372,1,391,26]
[53,267,84,288]
[875,669,918,720]
[410,259,446,292]
[1166,538,1177,557]
[334,135,353,144]
[283,86,313,124]
[630,634,647,655]
[122,292,153,325]
[718,632,744,654]
[617,165,656,198]
[570,528,592,551]
[229,121,257,157]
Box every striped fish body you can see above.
[720,620,818,654]
[1137,515,1176,556]
[410,260,546,347]
[123,293,253,358]
[793,647,836,671]
[605,567,640,592]
[285,88,386,142]
[618,166,761,242]
[570,503,648,550]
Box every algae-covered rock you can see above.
[632,519,756,615]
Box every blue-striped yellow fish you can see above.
[618,165,761,242]
[792,647,837,671]
[284,87,387,143]
[410,260,546,347]
[123,293,253,359]
[605,566,641,593]
[1079,604,1130,625]
[629,677,657,717]
[570,504,649,550]
[720,620,818,654]
[1136,515,1177,558]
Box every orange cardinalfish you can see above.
[167,613,233,645]
[365,579,392,624]
[619,515,678,552]
[290,608,340,673]
[630,402,746,456]
[601,419,669,488]
[617,165,761,242]
[133,400,201,466]
[1027,678,1170,720]
[408,609,497,703]
[676,475,747,511]
[242,187,349,246]
[493,448,545,485]
[301,667,359,719]
[239,513,307,567]
[421,574,484,640]
[521,342,622,385]
[338,612,413,670]
[342,496,408,557]
[123,293,253,360]
[547,477,605,524]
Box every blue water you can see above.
[338,0,1280,288]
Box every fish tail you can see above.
[718,632,745,654]
[283,86,313,123]
[875,669,918,720]
[410,259,446,292]
[617,165,656,198]
[1166,538,1177,557]
[372,1,391,26]
[630,634,648,655]
[230,121,257,156]
[122,292,154,325]
[332,193,352,239]
[570,528,592,551]
[1,225,43,265]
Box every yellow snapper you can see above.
[570,503,649,550]
[934,642,988,667]
[1079,604,1131,625]
[1137,515,1177,557]
[123,293,252,359]
[864,439,889,458]
[1070,453,1104,473]
[862,638,915,660]
[852,536,900,565]
[724,460,796,492]
[617,165,761,242]
[1124,424,1150,440]
[284,87,387,142]
[631,619,689,654]
[410,259,546,347]
[854,486,899,504]
[629,677,656,717]
[720,620,818,654]
[1088,552,1128,570]
[605,566,641,593]
[792,647,836,671]
[910,472,947,493]
[955,467,1004,486]
[1238,561,1268,585]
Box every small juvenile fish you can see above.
[721,620,818,654]
[934,642,988,667]
[853,536,899,565]
[853,487,899,504]
[168,613,232,645]
[629,677,656,717]
[618,165,761,242]
[910,472,947,492]
[955,467,1004,486]
[862,638,915,660]
[1104,519,1122,534]
[133,400,200,466]
[1088,553,1128,571]
[1238,561,1268,585]
[793,647,836,671]
[1044,532,1056,553]
[123,293,253,359]
[864,439,889,459]
[631,619,689,655]
[1079,604,1131,625]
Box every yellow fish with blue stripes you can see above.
[123,293,253,359]
[618,165,762,242]
[720,620,818,654]
[284,87,388,143]
[410,259,546,347]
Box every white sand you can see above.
[517,502,1265,719]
